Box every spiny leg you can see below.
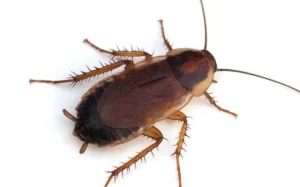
[159,19,172,51]
[204,92,238,118]
[29,59,133,86]
[105,126,163,187]
[62,109,88,153]
[168,111,189,187]
[83,39,152,59]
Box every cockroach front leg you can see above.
[204,92,238,118]
[83,39,152,59]
[104,126,163,187]
[159,19,172,51]
[30,59,134,86]
[62,109,89,153]
[168,111,189,187]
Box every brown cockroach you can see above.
[29,0,300,186]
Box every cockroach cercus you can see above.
[29,0,300,186]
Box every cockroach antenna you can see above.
[217,69,300,93]
[200,0,207,50]
[199,1,299,93]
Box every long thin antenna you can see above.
[217,69,300,93]
[200,0,208,50]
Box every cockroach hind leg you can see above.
[83,38,152,59]
[204,92,238,118]
[158,19,172,51]
[168,111,188,187]
[104,126,163,187]
[29,60,133,86]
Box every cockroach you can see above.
[29,0,300,186]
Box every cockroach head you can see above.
[196,0,300,94]
[203,49,217,71]
[167,48,217,71]
[167,49,216,96]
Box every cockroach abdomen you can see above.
[75,82,140,146]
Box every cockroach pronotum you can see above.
[29,0,300,186]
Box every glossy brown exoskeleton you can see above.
[29,0,300,186]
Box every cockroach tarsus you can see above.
[29,0,300,187]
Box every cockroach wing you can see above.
[98,60,190,129]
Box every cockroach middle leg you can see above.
[159,19,172,51]
[30,60,133,86]
[83,39,152,59]
[168,111,188,187]
[204,92,238,118]
[105,126,163,187]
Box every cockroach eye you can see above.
[201,50,217,72]
[212,58,217,72]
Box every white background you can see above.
[1,0,300,187]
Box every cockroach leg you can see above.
[168,111,188,187]
[83,39,152,59]
[79,142,88,154]
[63,109,76,122]
[204,92,238,118]
[29,60,133,86]
[212,80,217,83]
[104,126,163,187]
[158,19,172,51]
